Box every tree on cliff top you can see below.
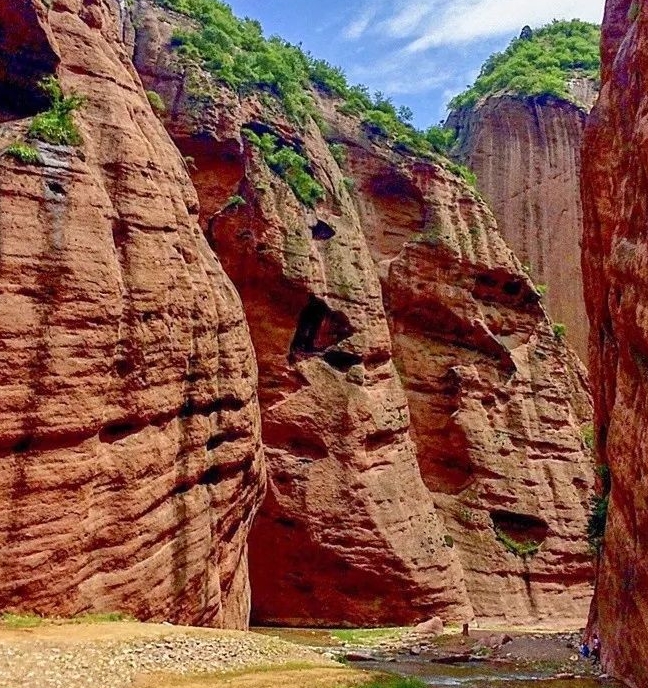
[449,20,601,110]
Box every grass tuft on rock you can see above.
[3,142,42,165]
[28,76,85,146]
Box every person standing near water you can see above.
[591,634,601,662]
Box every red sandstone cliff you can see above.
[321,100,596,625]
[0,0,264,628]
[134,0,596,627]
[449,83,596,362]
[134,0,474,627]
[581,0,648,684]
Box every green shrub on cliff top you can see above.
[153,0,463,169]
[450,20,601,109]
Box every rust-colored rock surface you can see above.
[581,0,648,684]
[132,0,474,627]
[0,0,264,628]
[132,0,595,628]
[449,86,595,362]
[320,102,596,626]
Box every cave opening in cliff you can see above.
[311,220,336,241]
[490,510,549,549]
[289,295,354,364]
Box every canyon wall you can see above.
[0,0,265,628]
[322,100,596,625]
[581,0,648,684]
[449,84,596,362]
[134,0,596,627]
[134,0,474,627]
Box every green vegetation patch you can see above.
[494,527,541,558]
[0,611,134,629]
[3,142,42,165]
[330,628,405,645]
[588,463,611,554]
[146,89,167,113]
[450,20,601,109]
[243,128,324,206]
[28,76,84,146]
[552,322,567,340]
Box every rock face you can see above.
[0,0,264,628]
[135,0,596,625]
[321,101,596,625]
[133,0,474,627]
[449,85,595,362]
[581,0,648,684]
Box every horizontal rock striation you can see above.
[0,0,264,628]
[581,0,648,684]
[322,98,596,625]
[449,87,595,362]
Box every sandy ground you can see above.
[0,621,371,688]
[134,666,372,688]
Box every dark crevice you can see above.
[206,430,247,451]
[289,295,354,364]
[322,349,362,372]
[490,510,550,544]
[311,220,336,241]
[99,421,140,444]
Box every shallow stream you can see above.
[354,659,621,688]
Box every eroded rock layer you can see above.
[449,87,595,361]
[0,0,264,628]
[581,1,648,684]
[320,101,596,625]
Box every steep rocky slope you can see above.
[449,85,596,362]
[581,0,648,684]
[0,0,264,628]
[134,0,596,627]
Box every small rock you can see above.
[414,616,444,636]
[409,645,422,655]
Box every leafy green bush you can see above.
[582,423,595,451]
[243,129,324,206]
[328,142,346,165]
[588,494,609,553]
[536,284,548,296]
[425,125,457,154]
[553,322,567,340]
[28,76,84,145]
[4,142,42,165]
[359,678,427,688]
[450,20,601,109]
[446,161,478,188]
[146,89,166,113]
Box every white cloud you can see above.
[344,5,381,40]
[403,0,606,52]
[344,0,605,49]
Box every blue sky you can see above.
[227,0,606,129]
